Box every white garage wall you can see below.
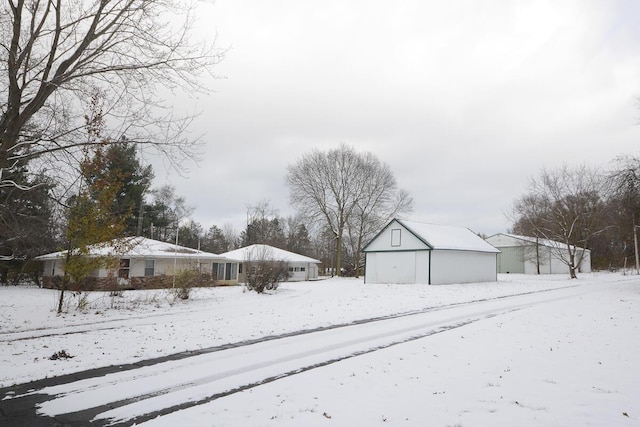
[430,250,497,285]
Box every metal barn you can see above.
[485,233,591,274]
[362,219,500,285]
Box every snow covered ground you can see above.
[1,273,639,426]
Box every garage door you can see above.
[376,251,416,284]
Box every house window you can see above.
[239,263,243,274]
[391,229,401,247]
[213,262,226,280]
[300,267,306,272]
[119,259,130,279]
[288,267,294,272]
[225,263,238,280]
[144,260,155,276]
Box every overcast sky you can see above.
[150,0,640,237]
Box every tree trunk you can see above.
[57,249,73,314]
[57,284,66,314]
[567,243,577,279]
[335,234,342,277]
[535,237,540,275]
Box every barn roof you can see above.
[35,237,226,261]
[487,233,590,252]
[220,244,321,263]
[363,218,500,253]
[398,219,500,253]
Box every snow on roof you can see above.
[220,244,321,264]
[489,233,589,252]
[35,237,226,261]
[398,219,500,253]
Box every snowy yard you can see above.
[1,273,639,426]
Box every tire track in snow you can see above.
[7,286,588,426]
[96,313,506,427]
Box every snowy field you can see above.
[1,273,639,426]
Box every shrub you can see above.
[172,269,202,300]
[244,260,290,293]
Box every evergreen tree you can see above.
[177,220,204,249]
[240,218,287,248]
[0,165,56,284]
[83,139,154,236]
[287,223,312,256]
[201,225,231,253]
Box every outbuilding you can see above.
[485,233,591,274]
[362,218,500,285]
[220,244,321,282]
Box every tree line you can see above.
[0,136,413,284]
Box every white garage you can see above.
[362,219,500,285]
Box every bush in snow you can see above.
[172,269,202,300]
[244,260,289,293]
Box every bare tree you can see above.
[511,165,606,278]
[222,223,239,250]
[0,0,223,190]
[346,152,413,277]
[287,144,411,277]
[243,245,289,293]
[287,144,364,276]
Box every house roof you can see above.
[487,233,590,252]
[220,244,321,264]
[363,218,500,253]
[35,237,228,261]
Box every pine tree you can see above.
[0,164,56,284]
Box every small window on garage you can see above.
[391,229,401,247]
